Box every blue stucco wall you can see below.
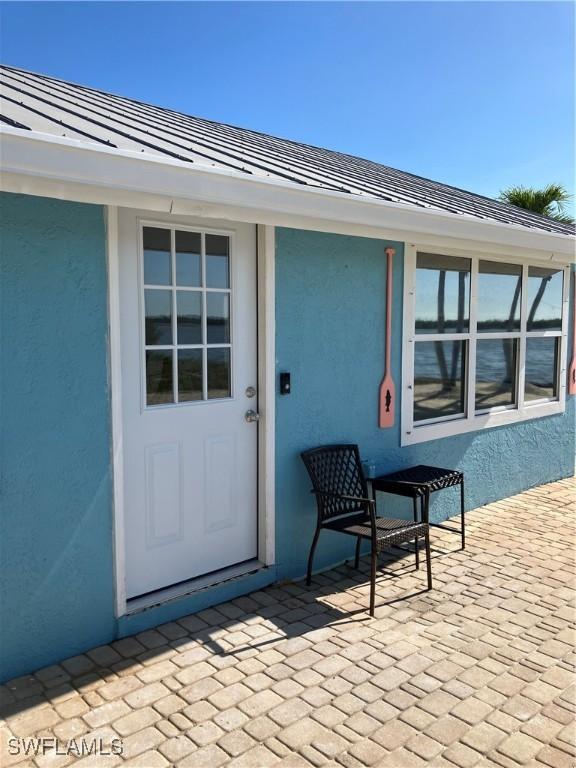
[274,227,575,580]
[0,193,116,680]
[1,205,573,682]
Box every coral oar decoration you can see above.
[379,247,395,428]
[569,276,576,395]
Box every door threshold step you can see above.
[126,559,265,614]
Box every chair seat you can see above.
[324,516,428,550]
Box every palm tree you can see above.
[499,183,574,224]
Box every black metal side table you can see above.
[371,465,465,549]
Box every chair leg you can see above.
[306,527,321,586]
[412,498,419,565]
[424,528,433,590]
[369,544,377,616]
[460,479,466,550]
[354,536,361,570]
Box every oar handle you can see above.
[385,247,395,374]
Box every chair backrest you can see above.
[301,444,369,522]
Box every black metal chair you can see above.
[301,444,432,616]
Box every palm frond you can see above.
[499,183,574,225]
[549,211,576,224]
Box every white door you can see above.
[118,211,258,599]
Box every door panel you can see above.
[118,211,258,599]
[145,442,183,546]
[203,434,236,533]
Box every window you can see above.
[402,247,568,444]
[142,225,232,406]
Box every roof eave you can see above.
[1,127,574,259]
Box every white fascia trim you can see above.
[1,127,575,260]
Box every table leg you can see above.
[413,496,420,566]
[422,493,429,524]
[460,479,466,550]
[424,528,433,590]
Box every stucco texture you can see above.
[0,192,116,681]
[274,227,575,580]
[1,206,573,682]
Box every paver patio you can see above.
[1,477,574,768]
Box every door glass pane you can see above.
[143,227,171,285]
[414,340,466,422]
[477,261,522,332]
[177,291,202,345]
[527,268,563,330]
[206,293,230,344]
[206,234,230,288]
[145,289,172,345]
[178,349,203,402]
[415,253,470,334]
[525,337,559,401]
[207,348,231,399]
[176,230,202,287]
[146,350,173,405]
[475,339,518,411]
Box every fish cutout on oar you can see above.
[569,276,576,396]
[379,246,395,428]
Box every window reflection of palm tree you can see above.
[478,274,550,407]
[503,278,521,385]
[450,271,466,384]
[434,270,466,395]
[527,275,552,329]
[146,317,164,345]
[434,271,449,390]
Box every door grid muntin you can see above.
[140,223,234,408]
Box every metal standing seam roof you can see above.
[1,63,574,237]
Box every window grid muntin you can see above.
[142,225,233,407]
[412,254,563,427]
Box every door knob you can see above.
[245,410,260,423]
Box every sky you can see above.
[0,1,574,203]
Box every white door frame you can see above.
[106,206,276,617]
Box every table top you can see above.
[371,464,463,494]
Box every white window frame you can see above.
[401,242,570,446]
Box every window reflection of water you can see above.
[416,343,555,382]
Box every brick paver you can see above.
[1,477,574,767]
